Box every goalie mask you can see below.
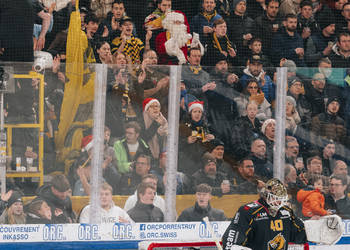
[260,178,288,217]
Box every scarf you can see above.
[213,33,232,53]
[189,65,202,74]
[202,10,217,22]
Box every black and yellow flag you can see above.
[55,0,96,171]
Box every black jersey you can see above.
[222,198,307,250]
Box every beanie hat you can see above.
[286,95,297,108]
[318,12,335,31]
[211,138,224,148]
[202,152,216,166]
[81,135,93,152]
[188,100,204,113]
[143,98,160,111]
[7,191,23,208]
[213,53,228,65]
[287,76,302,88]
[326,96,340,108]
[232,0,246,10]
[261,119,276,134]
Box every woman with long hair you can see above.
[0,191,26,224]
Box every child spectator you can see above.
[297,175,332,218]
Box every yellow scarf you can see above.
[189,66,202,74]
[202,10,217,22]
[213,33,232,53]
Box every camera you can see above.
[33,51,53,72]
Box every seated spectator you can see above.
[36,174,76,223]
[285,137,305,173]
[127,182,164,222]
[297,155,324,189]
[113,121,151,174]
[328,32,350,68]
[140,98,168,162]
[311,97,346,146]
[335,2,350,34]
[177,183,226,221]
[305,14,336,67]
[0,191,25,224]
[79,182,133,223]
[25,199,54,224]
[321,139,336,176]
[250,138,273,180]
[285,163,298,189]
[0,190,13,215]
[297,174,331,219]
[202,18,237,66]
[227,0,254,57]
[124,174,166,213]
[207,139,233,177]
[271,14,306,67]
[178,100,214,175]
[332,160,350,188]
[260,118,275,163]
[235,79,272,123]
[192,152,230,196]
[244,38,273,72]
[325,174,350,219]
[190,0,222,43]
[111,17,149,64]
[151,152,191,195]
[287,76,312,126]
[240,55,275,103]
[230,101,262,159]
[231,157,263,194]
[156,11,203,65]
[285,96,301,133]
[254,0,282,56]
[120,154,153,194]
[297,1,320,46]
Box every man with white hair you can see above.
[155,11,204,65]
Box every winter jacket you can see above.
[190,11,222,43]
[36,185,76,223]
[325,194,350,219]
[26,213,52,224]
[113,138,151,174]
[297,188,327,218]
[192,169,227,196]
[305,32,335,67]
[251,154,273,181]
[328,45,350,68]
[177,202,226,222]
[127,202,164,222]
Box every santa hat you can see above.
[162,11,185,30]
[143,98,160,111]
[188,101,204,113]
[81,135,93,152]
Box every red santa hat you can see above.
[188,101,204,113]
[143,98,160,111]
[81,135,93,152]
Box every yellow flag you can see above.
[55,0,96,170]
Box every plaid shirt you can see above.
[111,36,144,64]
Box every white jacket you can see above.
[123,191,165,214]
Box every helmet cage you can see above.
[266,192,288,214]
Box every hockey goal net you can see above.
[138,241,309,250]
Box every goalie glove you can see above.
[230,245,252,250]
[304,214,344,245]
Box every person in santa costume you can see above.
[155,11,204,65]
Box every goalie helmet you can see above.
[260,178,288,217]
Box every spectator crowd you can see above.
[1,0,350,223]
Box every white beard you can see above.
[168,24,190,48]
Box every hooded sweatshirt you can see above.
[297,187,327,218]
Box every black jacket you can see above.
[222,198,307,250]
[192,169,227,196]
[36,185,76,223]
[127,202,164,222]
[177,202,226,222]
[325,194,350,219]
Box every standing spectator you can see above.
[202,18,237,66]
[297,0,320,47]
[271,14,306,67]
[297,175,331,218]
[111,17,148,64]
[231,157,263,194]
[285,137,303,170]
[246,0,266,19]
[332,160,350,187]
[335,2,350,34]
[208,139,233,177]
[261,119,275,163]
[325,175,350,219]
[79,182,133,223]
[227,0,254,57]
[243,38,274,71]
[328,32,350,68]
[250,138,273,180]
[305,15,336,67]
[285,163,298,188]
[124,174,166,213]
[311,97,346,145]
[279,0,301,17]
[113,122,151,174]
[177,183,226,221]
[127,182,164,222]
[254,0,282,56]
[36,174,76,223]
[190,0,222,43]
[95,41,113,64]
[321,139,336,176]
[140,98,168,162]
[0,191,25,224]
[192,152,230,196]
[240,55,275,103]
[285,96,301,134]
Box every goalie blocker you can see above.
[222,178,344,250]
